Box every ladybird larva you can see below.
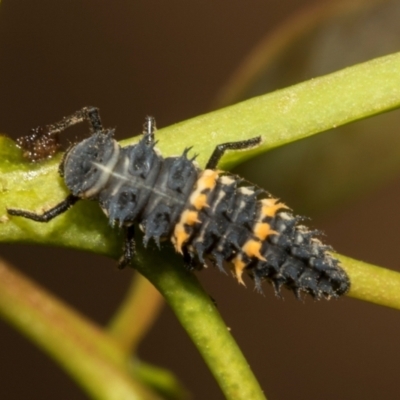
[8,107,350,300]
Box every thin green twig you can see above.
[0,257,160,400]
[108,273,164,353]
[340,254,400,310]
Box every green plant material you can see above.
[215,0,394,105]
[132,242,267,400]
[236,111,400,215]
[131,360,190,400]
[108,273,164,353]
[152,52,400,172]
[340,254,400,310]
[0,257,161,400]
[2,52,400,399]
[214,0,400,215]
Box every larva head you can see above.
[59,130,119,198]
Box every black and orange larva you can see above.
[9,107,350,299]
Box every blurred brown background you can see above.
[1,1,400,399]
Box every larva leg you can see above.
[118,225,136,269]
[205,136,262,169]
[7,194,79,222]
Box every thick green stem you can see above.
[133,245,267,400]
[131,360,190,400]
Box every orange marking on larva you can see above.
[232,256,247,286]
[254,222,278,241]
[189,170,219,211]
[243,240,266,261]
[192,193,208,210]
[260,198,288,218]
[172,210,200,253]
[201,169,219,189]
[173,224,190,254]
[182,210,200,225]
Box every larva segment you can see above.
[189,169,219,210]
[173,210,200,254]
[242,239,265,261]
[253,222,277,241]
[260,198,288,218]
[172,169,219,253]
[246,198,282,244]
[231,239,266,285]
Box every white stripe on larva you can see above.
[220,176,235,185]
[109,156,130,196]
[211,187,226,212]
[93,152,193,206]
[238,187,254,196]
[83,141,121,198]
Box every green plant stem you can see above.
[108,272,164,353]
[340,254,400,310]
[131,360,190,400]
[147,52,400,170]
[133,244,267,400]
[0,257,164,400]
